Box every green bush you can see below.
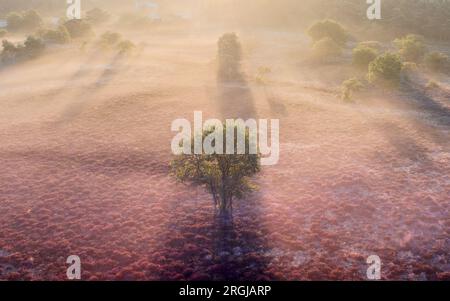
[6,10,43,32]
[39,26,71,44]
[99,31,122,47]
[352,45,378,69]
[63,19,94,39]
[424,52,450,73]
[341,78,364,102]
[307,19,348,46]
[23,36,45,58]
[0,29,7,38]
[117,40,136,54]
[255,66,272,85]
[311,37,342,62]
[394,34,427,62]
[426,80,440,90]
[1,36,45,63]
[368,52,403,87]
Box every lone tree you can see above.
[171,125,261,216]
[217,33,242,80]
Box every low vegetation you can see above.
[6,9,43,32]
[311,37,342,62]
[1,36,45,64]
[394,34,427,63]
[307,19,348,46]
[368,52,403,87]
[352,45,378,69]
[341,78,365,102]
[255,66,272,85]
[37,26,71,45]
[63,19,94,40]
[117,40,136,55]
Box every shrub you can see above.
[341,78,364,102]
[426,80,440,90]
[1,36,45,63]
[171,124,261,216]
[424,52,450,73]
[99,31,122,48]
[307,19,348,46]
[368,53,403,87]
[117,40,136,54]
[394,34,427,62]
[352,45,378,69]
[39,26,71,44]
[1,40,19,63]
[6,12,23,31]
[6,10,43,32]
[63,19,94,39]
[218,33,242,80]
[311,37,342,62]
[0,29,7,38]
[255,66,271,85]
[22,36,45,58]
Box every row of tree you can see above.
[0,7,136,65]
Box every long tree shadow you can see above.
[157,189,274,280]
[55,52,136,125]
[371,121,436,169]
[208,196,274,280]
[401,82,450,125]
[399,82,450,148]
[43,50,106,100]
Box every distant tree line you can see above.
[308,0,450,42]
